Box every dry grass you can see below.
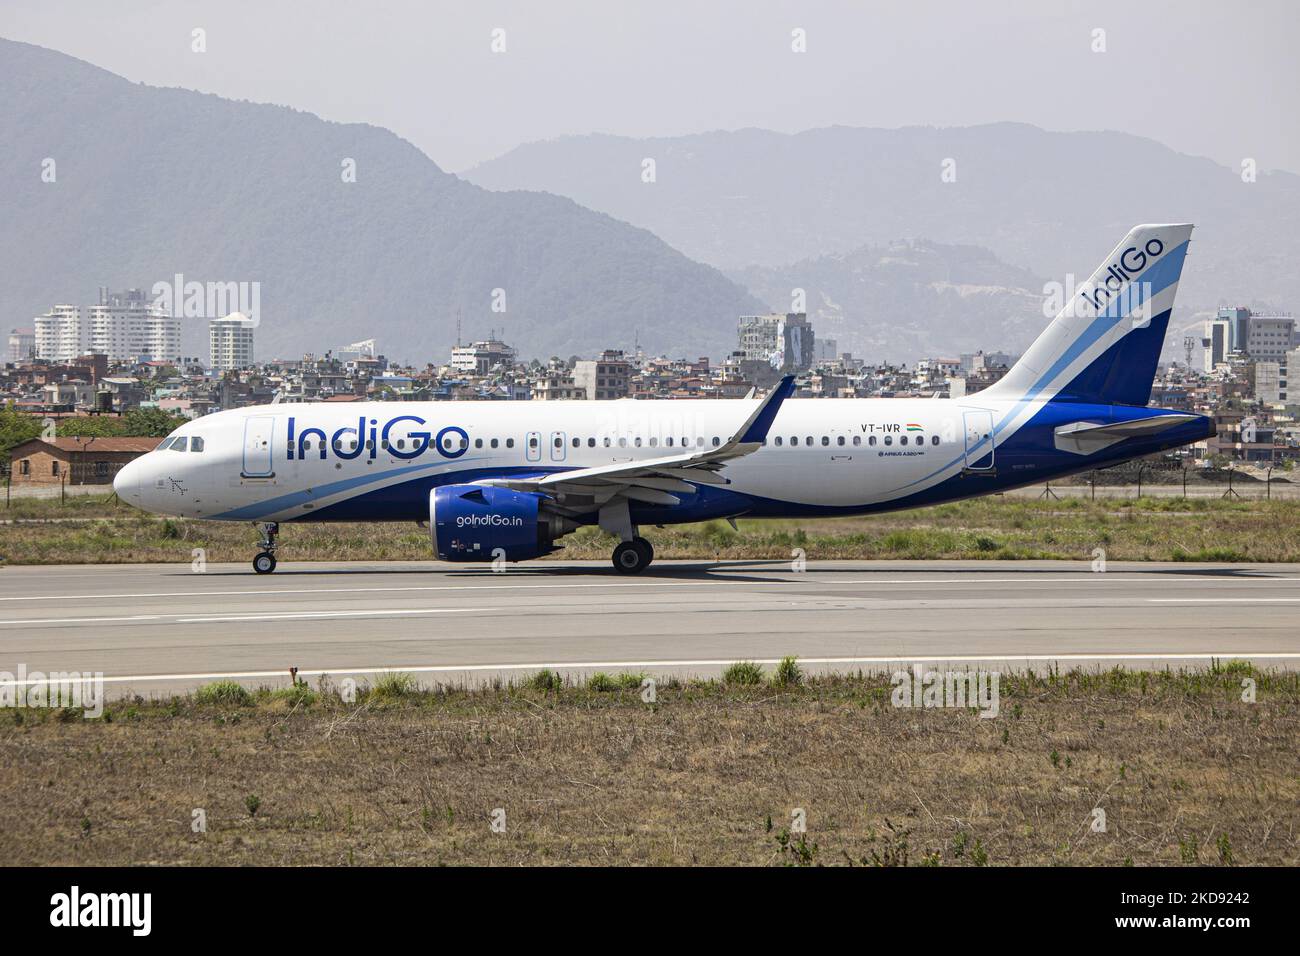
[2,494,1299,565]
[0,666,1295,866]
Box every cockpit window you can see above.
[170,436,188,452]
[156,437,175,450]
[190,436,204,452]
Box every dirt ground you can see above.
[0,666,1294,866]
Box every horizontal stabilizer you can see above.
[1054,414,1199,455]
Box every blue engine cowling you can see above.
[430,484,565,562]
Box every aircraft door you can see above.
[242,415,275,478]
[550,431,567,462]
[962,410,995,471]
[526,431,541,463]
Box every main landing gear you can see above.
[253,521,279,574]
[612,536,654,575]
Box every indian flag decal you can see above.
[906,423,923,431]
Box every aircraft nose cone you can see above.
[113,457,142,502]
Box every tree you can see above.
[121,407,189,437]
[0,403,43,457]
[57,417,125,438]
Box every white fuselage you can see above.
[115,396,1016,522]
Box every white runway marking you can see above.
[1,574,1296,603]
[175,608,482,623]
[1149,598,1300,603]
[0,615,162,626]
[5,652,1298,687]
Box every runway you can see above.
[1,560,1298,697]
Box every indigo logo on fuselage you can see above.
[1078,237,1164,314]
[286,415,468,462]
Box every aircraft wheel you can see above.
[632,536,654,566]
[612,540,649,575]
[253,551,277,575]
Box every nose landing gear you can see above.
[253,521,279,574]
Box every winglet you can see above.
[736,374,796,445]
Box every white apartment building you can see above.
[87,288,181,363]
[451,338,516,375]
[34,305,90,362]
[34,289,180,364]
[7,328,35,363]
[210,312,256,371]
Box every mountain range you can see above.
[8,35,1294,369]
[727,239,1047,360]
[0,38,765,363]
[467,125,1300,318]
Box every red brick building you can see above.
[8,437,161,485]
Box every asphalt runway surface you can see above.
[1,560,1297,697]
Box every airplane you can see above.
[114,223,1214,575]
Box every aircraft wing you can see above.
[478,375,795,510]
[1054,413,1200,455]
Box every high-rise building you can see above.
[87,288,181,363]
[738,313,815,371]
[1218,307,1251,353]
[1245,313,1295,363]
[34,305,90,362]
[7,327,35,363]
[1254,361,1282,404]
[1202,318,1230,372]
[209,312,256,371]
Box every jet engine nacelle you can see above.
[430,484,575,562]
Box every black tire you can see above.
[632,536,654,566]
[612,540,648,575]
[253,552,277,574]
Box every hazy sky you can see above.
[3,0,1297,174]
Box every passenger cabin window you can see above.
[506,438,514,448]
[931,435,940,445]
